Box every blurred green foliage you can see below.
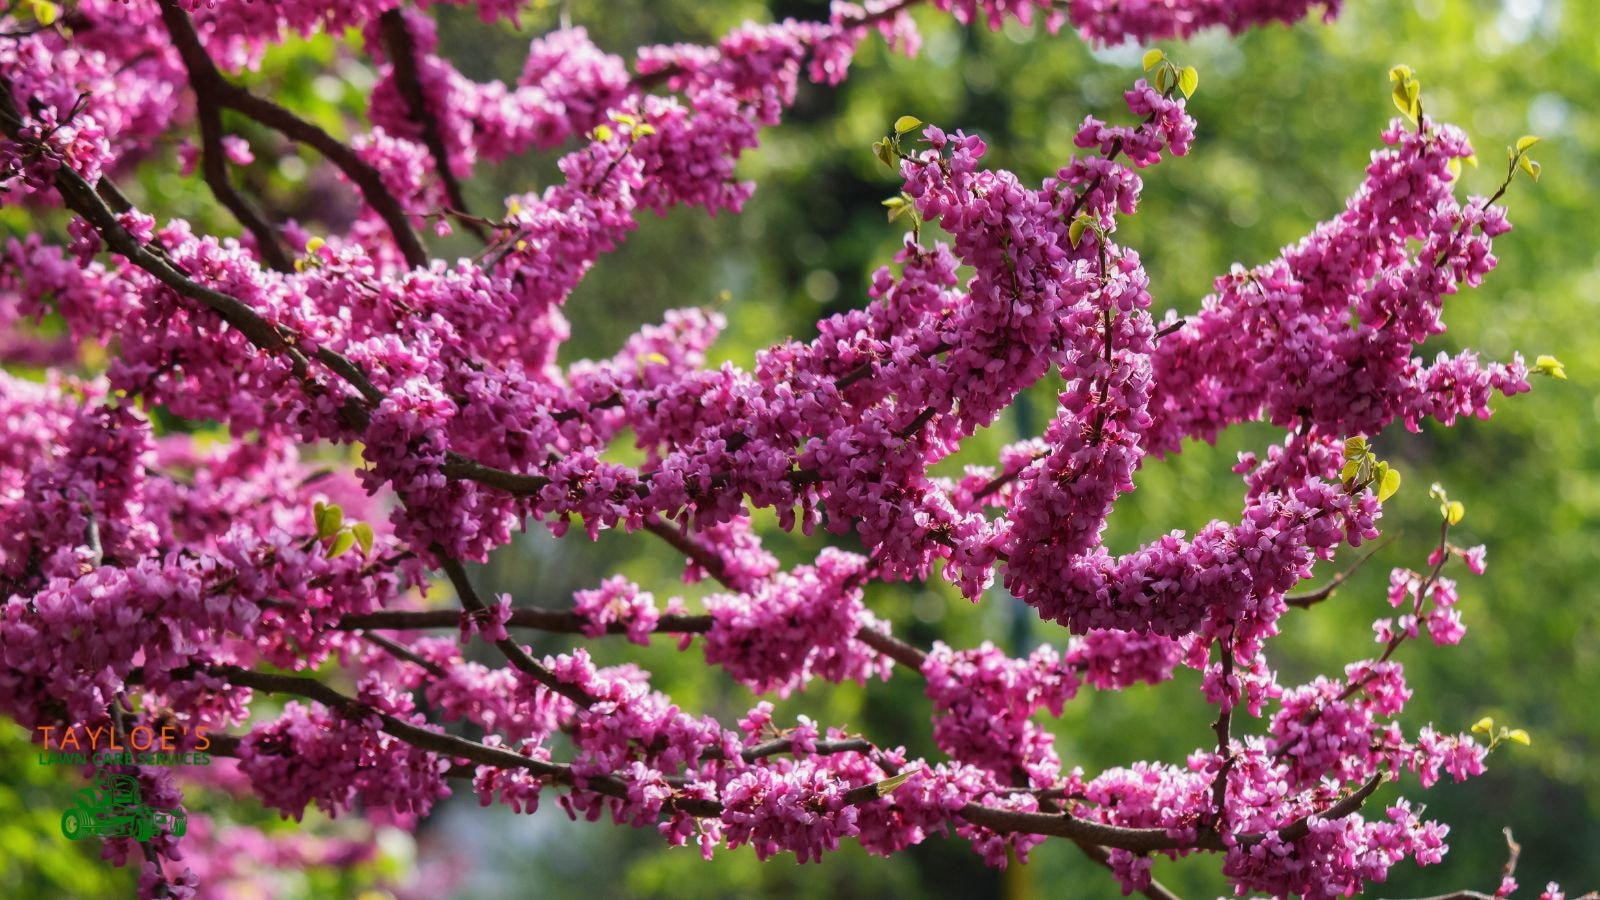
[3,0,1595,896]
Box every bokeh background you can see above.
[2,0,1596,896]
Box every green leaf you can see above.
[1534,354,1567,380]
[1154,66,1173,95]
[894,115,924,136]
[1178,66,1199,99]
[1447,501,1465,526]
[352,522,375,556]
[314,502,343,539]
[1377,464,1402,502]
[327,530,356,559]
[1471,716,1495,735]
[1515,135,1541,152]
[1390,73,1420,121]
[25,0,59,26]
[1342,436,1368,460]
[1341,459,1362,484]
[872,140,894,170]
[871,768,920,797]
[1068,216,1089,248]
[1142,49,1166,71]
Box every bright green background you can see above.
[3,0,1595,896]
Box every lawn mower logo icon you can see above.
[59,771,187,843]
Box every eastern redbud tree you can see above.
[0,0,1579,897]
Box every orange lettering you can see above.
[130,725,153,751]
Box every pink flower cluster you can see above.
[703,549,889,695]
[238,678,452,821]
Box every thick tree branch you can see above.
[340,607,707,634]
[958,772,1384,854]
[220,662,1382,854]
[0,84,298,356]
[0,92,388,427]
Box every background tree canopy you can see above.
[2,0,1594,896]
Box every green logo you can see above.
[59,770,187,843]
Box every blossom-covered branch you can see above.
[0,0,1573,897]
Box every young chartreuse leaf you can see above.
[1340,459,1362,484]
[1154,65,1173,94]
[314,501,343,539]
[1534,354,1567,380]
[1447,500,1465,526]
[894,115,923,135]
[26,0,61,26]
[352,522,375,556]
[872,139,894,170]
[1069,215,1089,248]
[1388,64,1421,121]
[871,768,920,797]
[1376,463,1402,503]
[1178,65,1199,99]
[1471,716,1495,735]
[1142,49,1166,71]
[1343,437,1367,460]
[1504,728,1531,746]
[1515,135,1541,152]
[327,529,357,559]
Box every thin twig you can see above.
[435,551,592,707]
[160,3,293,272]
[1285,537,1396,609]
[379,10,488,242]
